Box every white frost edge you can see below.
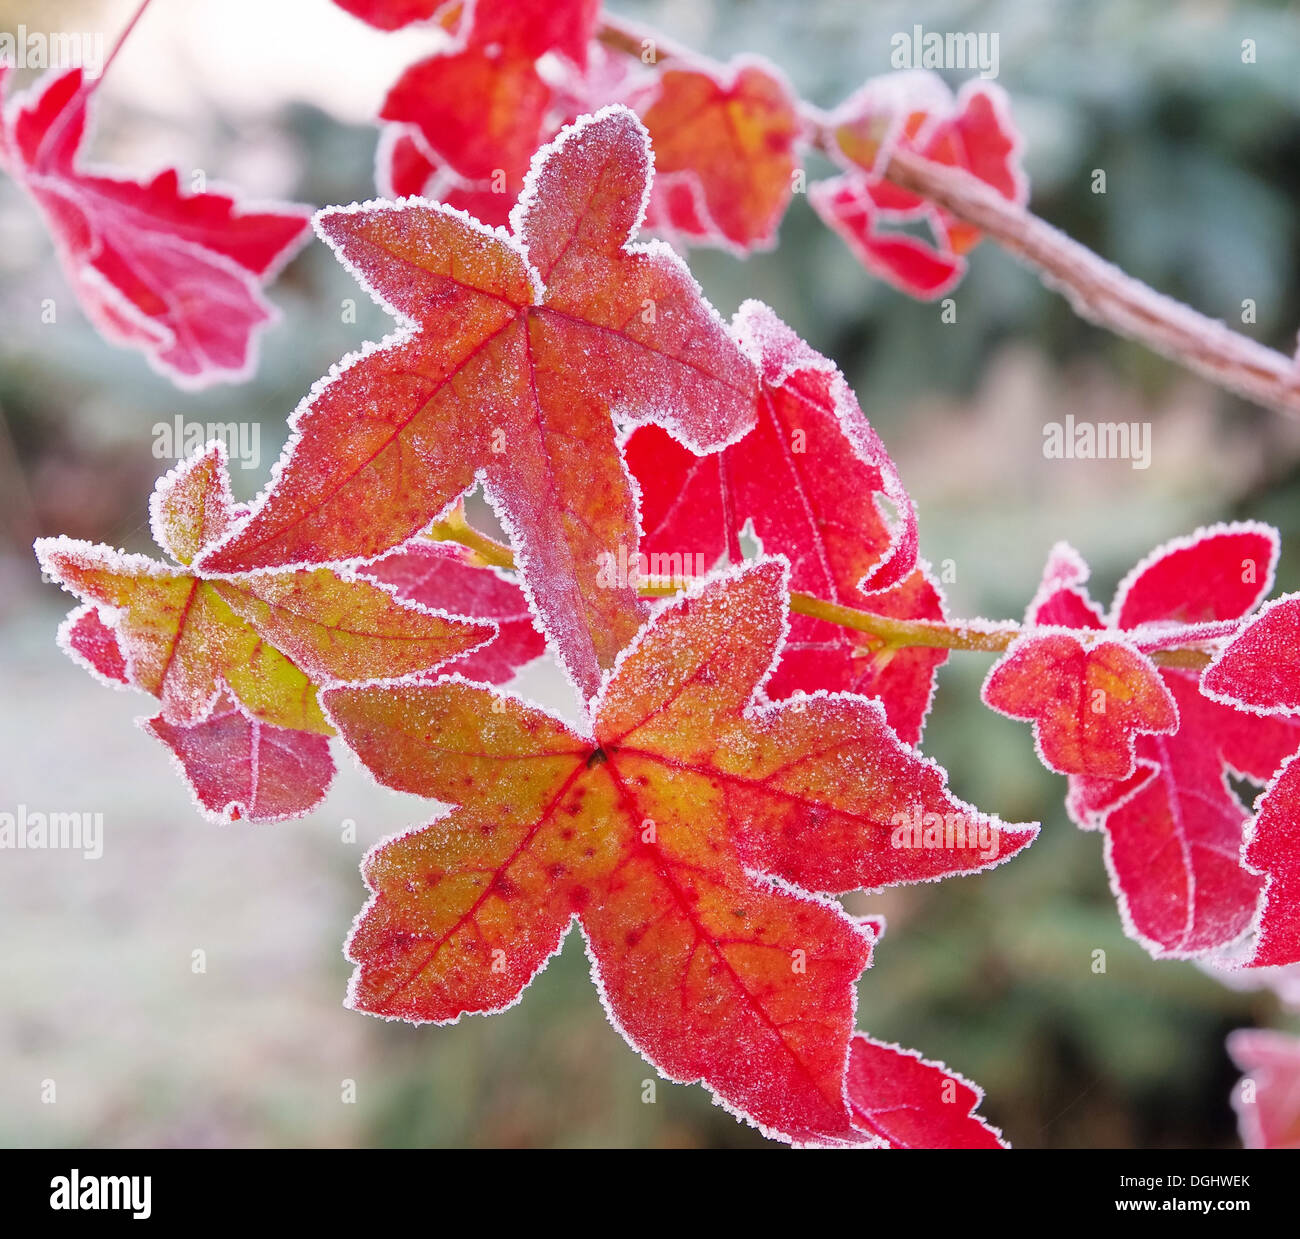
[1106,520,1280,630]
[849,1033,1010,1150]
[1200,590,1300,718]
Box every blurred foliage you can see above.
[3,0,1300,1149]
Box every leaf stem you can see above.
[427,515,1216,669]
[424,502,516,570]
[30,0,155,173]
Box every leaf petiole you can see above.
[427,513,1217,667]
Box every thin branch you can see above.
[880,145,1300,419]
[598,14,1300,420]
[428,515,1216,669]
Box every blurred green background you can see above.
[2,0,1300,1149]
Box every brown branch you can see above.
[880,146,1300,419]
[598,15,1300,419]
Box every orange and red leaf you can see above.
[324,560,1035,1144]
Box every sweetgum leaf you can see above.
[1098,671,1296,957]
[60,603,130,686]
[811,74,1026,298]
[376,127,516,229]
[337,0,600,64]
[1199,594,1300,967]
[323,560,1035,1146]
[362,541,546,683]
[376,38,803,256]
[199,108,757,699]
[625,300,942,744]
[36,445,492,815]
[1018,525,1298,958]
[374,0,600,196]
[332,0,443,30]
[1024,542,1108,629]
[636,57,804,252]
[0,66,311,387]
[808,175,965,298]
[40,541,330,732]
[381,45,554,186]
[460,0,601,64]
[1240,756,1300,968]
[1110,525,1277,628]
[1202,593,1300,716]
[982,632,1177,780]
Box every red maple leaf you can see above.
[1203,592,1300,716]
[1237,756,1300,968]
[0,66,312,386]
[336,0,599,62]
[362,540,546,684]
[64,597,335,822]
[62,586,335,821]
[60,602,130,686]
[633,56,804,253]
[810,73,1026,298]
[375,126,517,229]
[1017,526,1300,958]
[198,108,757,700]
[1201,593,1300,967]
[982,632,1177,780]
[375,0,600,201]
[332,0,444,30]
[1228,1029,1300,1149]
[624,300,943,745]
[37,443,492,822]
[322,560,1035,1145]
[145,693,336,823]
[377,36,805,256]
[845,1035,1006,1149]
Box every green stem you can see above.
[427,515,1216,669]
